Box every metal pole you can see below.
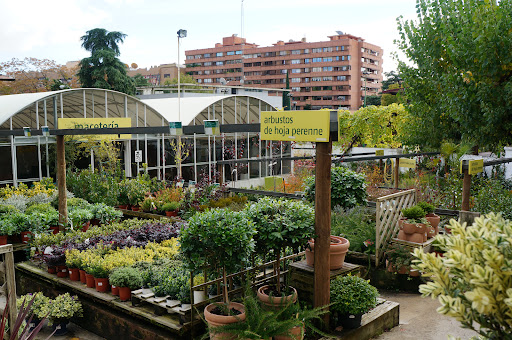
[57,135,67,231]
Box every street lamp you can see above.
[176,29,187,180]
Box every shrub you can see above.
[109,267,143,289]
[401,206,426,221]
[162,201,180,212]
[413,213,512,339]
[331,206,376,254]
[473,179,512,220]
[416,201,435,214]
[304,166,367,209]
[330,275,378,315]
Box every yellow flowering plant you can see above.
[413,213,512,339]
[39,293,83,325]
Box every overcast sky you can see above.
[0,0,418,75]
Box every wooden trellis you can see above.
[375,189,416,266]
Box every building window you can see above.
[323,47,333,52]
[303,68,310,73]
[304,58,310,64]
[323,57,333,62]
[186,56,194,60]
[291,78,301,83]
[312,58,322,63]
[216,52,223,57]
[216,61,223,65]
[312,48,322,53]
[235,50,243,55]
[204,70,211,75]
[164,74,170,78]
[204,62,212,66]
[304,48,309,54]
[303,77,310,83]
[312,67,321,72]
[292,69,301,73]
[197,79,202,83]
[204,79,212,83]
[312,77,321,82]
[292,87,300,92]
[227,51,235,56]
[291,50,301,55]
[279,51,287,56]
[323,76,332,81]
[281,69,287,74]
[291,59,300,64]
[337,76,347,81]
[323,66,333,71]
[336,46,345,51]
[204,53,211,58]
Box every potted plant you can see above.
[399,206,429,243]
[245,197,314,305]
[384,243,414,275]
[161,201,180,217]
[42,293,83,336]
[330,275,379,329]
[117,181,130,209]
[109,266,143,301]
[0,217,16,245]
[126,179,150,210]
[180,209,255,339]
[91,203,123,225]
[65,248,82,281]
[67,208,93,232]
[417,201,440,236]
[140,197,160,214]
[17,292,51,328]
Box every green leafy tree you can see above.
[381,71,402,91]
[132,73,149,87]
[396,0,512,152]
[283,72,291,110]
[163,73,201,89]
[365,95,381,106]
[78,28,135,95]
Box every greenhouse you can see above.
[0,88,288,186]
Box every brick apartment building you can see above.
[127,63,179,86]
[185,33,383,110]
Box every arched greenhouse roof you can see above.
[0,88,168,130]
[0,89,276,130]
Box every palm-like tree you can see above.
[80,28,127,56]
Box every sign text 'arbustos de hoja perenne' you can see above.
[260,110,330,142]
[58,118,132,140]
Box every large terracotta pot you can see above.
[79,270,87,284]
[20,231,32,243]
[56,265,68,278]
[204,302,245,340]
[305,236,350,270]
[118,287,131,301]
[49,226,59,235]
[426,213,440,229]
[386,260,409,275]
[85,273,95,288]
[111,285,119,296]
[274,325,303,340]
[95,277,110,292]
[82,221,91,232]
[0,235,7,245]
[257,285,297,309]
[68,268,80,281]
[398,222,427,243]
[47,266,57,274]
[165,211,178,217]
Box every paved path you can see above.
[374,291,478,340]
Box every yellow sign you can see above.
[468,159,484,175]
[398,158,416,168]
[260,110,330,142]
[58,118,131,140]
[375,150,384,156]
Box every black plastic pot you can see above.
[339,312,362,329]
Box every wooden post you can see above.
[218,163,224,186]
[57,135,67,231]
[3,245,16,340]
[394,158,400,189]
[461,166,472,211]
[314,139,331,327]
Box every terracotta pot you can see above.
[386,260,409,275]
[57,265,68,278]
[79,270,87,284]
[405,232,425,244]
[91,218,100,226]
[85,273,95,288]
[131,206,141,212]
[427,225,436,239]
[20,231,32,243]
[274,325,304,340]
[204,302,245,340]
[47,266,57,274]
[49,226,59,235]
[305,236,350,270]
[409,269,421,277]
[401,221,420,235]
[426,213,440,229]
[165,210,178,217]
[68,268,80,281]
[95,277,110,292]
[111,285,119,296]
[257,285,297,309]
[118,287,131,301]
[0,235,7,245]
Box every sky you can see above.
[0,0,418,76]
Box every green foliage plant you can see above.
[245,197,314,294]
[396,0,512,152]
[416,201,435,215]
[17,292,50,320]
[330,275,378,315]
[109,267,143,290]
[162,201,180,212]
[331,206,376,254]
[180,209,255,304]
[384,243,413,274]
[41,293,83,325]
[413,213,512,339]
[304,166,367,209]
[401,206,426,224]
[0,217,16,236]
